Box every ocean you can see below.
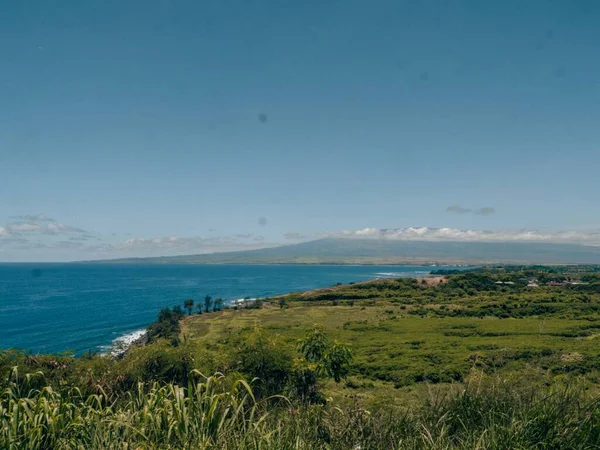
[0,263,443,355]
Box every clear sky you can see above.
[1,0,600,261]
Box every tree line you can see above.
[147,296,224,342]
[183,295,224,315]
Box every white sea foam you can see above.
[374,271,431,278]
[231,297,257,305]
[102,329,147,356]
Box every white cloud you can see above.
[0,227,9,237]
[7,223,42,232]
[3,216,87,236]
[355,227,381,237]
[45,223,86,234]
[322,227,600,245]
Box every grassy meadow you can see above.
[182,273,600,407]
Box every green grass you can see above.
[4,367,600,449]
[182,274,600,404]
[184,305,600,404]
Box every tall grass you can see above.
[1,368,273,449]
[3,367,600,449]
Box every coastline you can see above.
[102,267,460,357]
[103,329,148,358]
[3,264,455,356]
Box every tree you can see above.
[298,328,352,383]
[204,295,213,313]
[183,299,194,316]
[298,328,329,362]
[196,304,203,314]
[213,298,224,312]
[324,342,353,383]
[278,298,286,309]
[147,305,185,342]
[232,332,293,398]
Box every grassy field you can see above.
[182,273,600,405]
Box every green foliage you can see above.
[298,329,352,383]
[323,341,353,382]
[230,332,293,398]
[204,295,213,313]
[288,365,323,403]
[183,298,194,315]
[298,328,329,362]
[147,306,184,342]
[3,367,600,449]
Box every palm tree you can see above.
[204,295,213,313]
[183,299,194,316]
[213,298,224,312]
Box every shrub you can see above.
[231,333,293,398]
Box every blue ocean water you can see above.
[0,263,439,355]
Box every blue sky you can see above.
[1,0,600,261]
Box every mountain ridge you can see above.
[83,238,600,265]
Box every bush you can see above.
[231,333,293,398]
[147,306,185,342]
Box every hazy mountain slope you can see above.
[90,238,600,264]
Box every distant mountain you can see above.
[89,238,600,265]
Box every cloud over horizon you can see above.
[3,215,88,237]
[323,227,600,246]
[0,213,278,261]
[3,213,600,262]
